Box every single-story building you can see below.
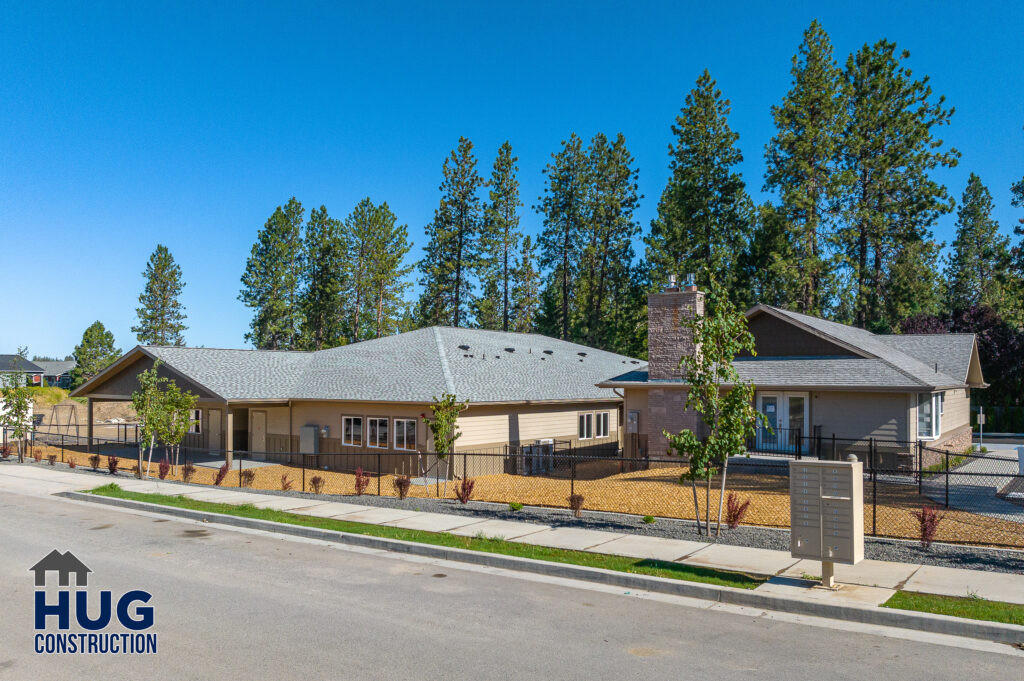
[600,281,986,464]
[70,327,638,474]
[0,355,44,386]
[33,360,77,388]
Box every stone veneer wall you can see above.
[920,424,973,469]
[646,387,704,460]
[646,288,704,380]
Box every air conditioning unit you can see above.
[299,425,319,455]
[532,439,555,474]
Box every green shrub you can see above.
[508,502,524,512]
[642,515,656,524]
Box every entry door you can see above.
[208,409,222,452]
[757,393,808,453]
[251,411,267,455]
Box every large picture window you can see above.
[394,419,417,451]
[367,417,389,449]
[343,416,363,447]
[917,393,942,440]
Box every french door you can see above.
[756,392,809,454]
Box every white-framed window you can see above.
[595,412,609,439]
[342,416,363,447]
[578,413,593,440]
[367,417,389,449]
[188,409,202,434]
[917,393,943,440]
[938,391,945,415]
[394,418,417,451]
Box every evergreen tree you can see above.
[944,174,1013,314]
[740,204,802,307]
[536,133,590,340]
[239,198,305,349]
[70,321,121,388]
[510,235,541,333]
[835,41,958,331]
[646,70,754,300]
[416,137,484,327]
[763,20,846,314]
[342,198,376,341]
[1010,173,1024,314]
[477,141,522,331]
[580,133,642,349]
[365,201,414,338]
[300,206,347,349]
[132,244,187,345]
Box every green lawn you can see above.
[88,483,763,590]
[883,590,1024,626]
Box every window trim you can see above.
[366,417,389,449]
[917,393,943,441]
[394,418,417,451]
[595,411,609,439]
[342,415,364,447]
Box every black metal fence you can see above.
[7,427,1023,548]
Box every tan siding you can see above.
[812,391,910,442]
[624,390,649,436]
[456,402,621,450]
[940,388,970,434]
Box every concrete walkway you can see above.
[3,463,1023,608]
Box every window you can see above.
[917,393,943,440]
[188,409,202,434]
[578,413,593,440]
[367,417,389,449]
[394,419,417,451]
[342,416,363,447]
[595,412,609,439]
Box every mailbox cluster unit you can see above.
[789,460,864,566]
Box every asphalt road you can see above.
[0,493,1019,681]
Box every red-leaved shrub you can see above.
[912,506,945,548]
[725,492,751,529]
[280,474,293,491]
[182,462,196,483]
[309,475,325,494]
[239,468,256,488]
[354,467,371,496]
[88,454,101,471]
[158,458,170,480]
[213,463,229,486]
[67,457,76,469]
[107,456,119,475]
[393,475,411,500]
[0,444,11,459]
[47,454,57,466]
[455,478,475,504]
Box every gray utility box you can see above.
[299,425,320,455]
[789,460,864,565]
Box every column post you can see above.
[225,408,234,468]
[87,399,94,452]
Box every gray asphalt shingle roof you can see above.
[32,360,76,377]
[0,355,43,373]
[144,327,640,403]
[601,306,978,390]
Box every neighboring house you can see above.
[0,355,44,386]
[600,281,986,462]
[32,360,77,388]
[70,327,638,472]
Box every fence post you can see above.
[944,449,949,508]
[302,454,307,493]
[831,433,836,460]
[238,455,242,487]
[917,440,923,495]
[60,434,64,463]
[570,452,576,499]
[377,451,381,496]
[869,438,876,536]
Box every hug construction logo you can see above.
[30,550,157,655]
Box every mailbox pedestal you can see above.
[789,459,864,588]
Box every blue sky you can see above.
[2,1,1022,356]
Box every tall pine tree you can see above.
[944,174,1013,314]
[476,141,522,331]
[417,137,484,327]
[132,244,187,345]
[70,321,121,388]
[239,197,305,349]
[535,133,590,340]
[510,235,541,333]
[300,205,347,349]
[365,201,414,338]
[763,20,846,315]
[835,41,958,331]
[646,70,754,300]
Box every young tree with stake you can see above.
[420,393,468,496]
[664,274,762,535]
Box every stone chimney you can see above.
[647,274,704,380]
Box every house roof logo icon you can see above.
[29,550,92,587]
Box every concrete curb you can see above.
[66,491,1024,645]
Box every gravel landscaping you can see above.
[21,459,1024,575]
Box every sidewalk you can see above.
[2,464,1023,608]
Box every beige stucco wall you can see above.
[908,388,971,444]
[810,391,910,442]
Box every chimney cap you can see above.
[664,274,679,292]
[683,273,697,290]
